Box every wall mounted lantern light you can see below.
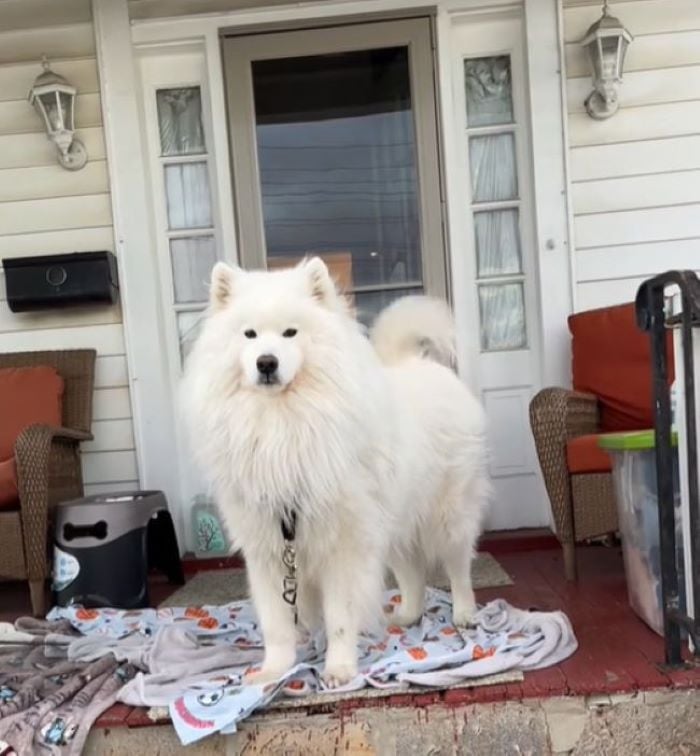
[28,56,88,170]
[581,1,633,120]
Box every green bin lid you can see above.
[597,429,678,451]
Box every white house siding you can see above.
[0,0,138,495]
[563,0,700,312]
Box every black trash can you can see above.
[53,490,184,609]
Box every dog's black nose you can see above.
[256,354,278,376]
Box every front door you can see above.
[221,17,446,320]
[450,13,549,529]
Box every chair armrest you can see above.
[530,388,600,441]
[14,424,93,581]
[529,388,600,542]
[15,425,93,452]
[55,427,93,442]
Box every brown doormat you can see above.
[160,552,512,609]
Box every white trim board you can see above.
[130,0,523,45]
[525,0,574,386]
[92,0,185,546]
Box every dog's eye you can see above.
[244,329,257,339]
[282,328,298,338]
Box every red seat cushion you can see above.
[0,457,19,510]
[568,302,674,433]
[566,434,613,474]
[0,367,64,509]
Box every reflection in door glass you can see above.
[464,56,513,127]
[251,48,424,302]
[156,87,206,156]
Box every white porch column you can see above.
[524,0,574,389]
[92,0,186,546]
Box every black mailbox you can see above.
[2,251,119,313]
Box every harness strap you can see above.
[280,508,297,541]
[280,507,298,624]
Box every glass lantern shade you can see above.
[32,85,76,135]
[590,37,622,82]
[28,60,87,170]
[581,8,633,119]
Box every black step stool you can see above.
[53,490,185,609]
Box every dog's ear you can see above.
[209,262,238,310]
[301,257,337,307]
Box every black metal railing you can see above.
[636,270,700,666]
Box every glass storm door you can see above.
[222,18,446,322]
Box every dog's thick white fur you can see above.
[181,258,489,687]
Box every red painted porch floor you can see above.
[1,541,698,731]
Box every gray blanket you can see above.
[0,618,134,755]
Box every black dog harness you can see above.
[281,509,298,624]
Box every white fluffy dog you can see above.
[181,258,489,687]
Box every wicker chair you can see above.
[529,302,671,582]
[529,388,618,582]
[0,349,96,616]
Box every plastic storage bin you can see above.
[599,431,686,635]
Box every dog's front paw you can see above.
[452,603,478,629]
[321,661,358,689]
[389,609,423,627]
[244,665,287,686]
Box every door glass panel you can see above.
[170,236,217,303]
[354,286,422,326]
[464,56,513,127]
[251,47,423,295]
[156,87,206,156]
[164,162,212,229]
[177,310,205,364]
[478,282,526,351]
[474,209,522,277]
[465,51,526,352]
[469,133,517,202]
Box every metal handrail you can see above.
[636,270,700,666]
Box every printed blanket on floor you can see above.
[48,589,577,746]
[0,619,135,756]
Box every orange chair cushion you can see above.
[0,366,64,460]
[566,434,613,474]
[0,457,19,510]
[568,302,674,433]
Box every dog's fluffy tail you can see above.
[370,295,457,369]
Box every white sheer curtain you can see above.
[469,134,517,203]
[474,209,522,277]
[177,311,205,365]
[478,283,526,350]
[165,163,212,229]
[170,236,217,303]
